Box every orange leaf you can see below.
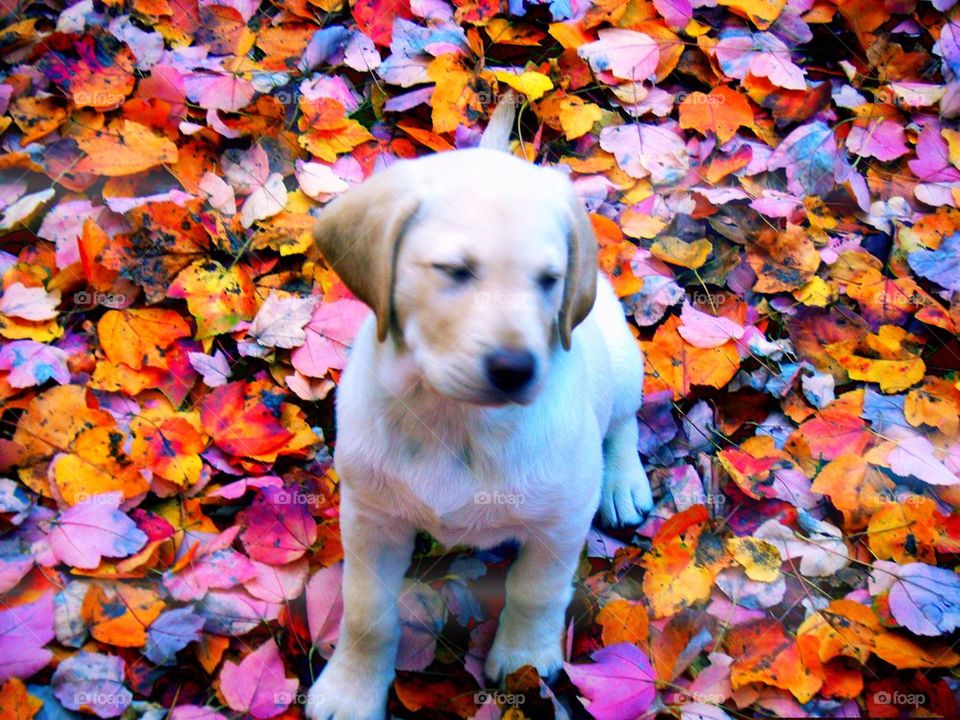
[641,505,728,618]
[12,385,114,464]
[811,454,894,530]
[748,225,820,293]
[168,260,257,338]
[98,308,192,370]
[75,120,178,176]
[10,97,67,144]
[866,498,940,563]
[798,599,960,669]
[679,86,754,144]
[0,678,42,719]
[82,584,166,647]
[54,425,150,505]
[728,619,823,702]
[597,598,650,650]
[642,315,740,400]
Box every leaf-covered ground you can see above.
[1,0,960,717]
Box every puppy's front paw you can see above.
[305,660,390,720]
[599,464,653,528]
[484,632,564,685]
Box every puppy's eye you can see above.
[434,264,474,284]
[537,272,560,292]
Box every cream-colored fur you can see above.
[306,136,652,720]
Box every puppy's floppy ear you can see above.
[313,163,420,342]
[558,182,599,351]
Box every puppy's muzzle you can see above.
[484,348,536,397]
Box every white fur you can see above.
[306,154,652,720]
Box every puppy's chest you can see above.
[375,423,542,541]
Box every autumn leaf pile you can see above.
[1,0,960,716]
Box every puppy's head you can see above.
[313,149,597,406]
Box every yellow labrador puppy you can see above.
[306,99,652,720]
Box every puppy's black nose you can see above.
[485,349,536,393]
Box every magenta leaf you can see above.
[564,642,657,720]
[44,492,148,570]
[0,593,55,682]
[219,640,298,718]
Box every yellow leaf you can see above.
[427,54,476,134]
[716,0,786,30]
[493,70,553,100]
[558,97,603,140]
[650,236,713,269]
[825,340,925,393]
[727,536,782,582]
[793,276,834,306]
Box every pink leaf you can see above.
[908,121,960,183]
[0,282,60,321]
[652,0,692,30]
[564,642,657,720]
[599,123,689,185]
[0,594,54,682]
[238,486,318,564]
[677,302,745,348]
[0,339,70,388]
[306,563,343,657]
[44,492,148,569]
[577,29,660,82]
[183,71,256,112]
[291,299,371,378]
[845,120,910,161]
[244,557,309,602]
[219,640,298,719]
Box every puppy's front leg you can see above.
[484,533,584,683]
[306,497,415,720]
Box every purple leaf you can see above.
[44,492,147,569]
[564,643,657,720]
[908,232,960,292]
[145,606,206,664]
[219,640,298,719]
[52,651,132,718]
[888,562,960,636]
[0,593,55,682]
